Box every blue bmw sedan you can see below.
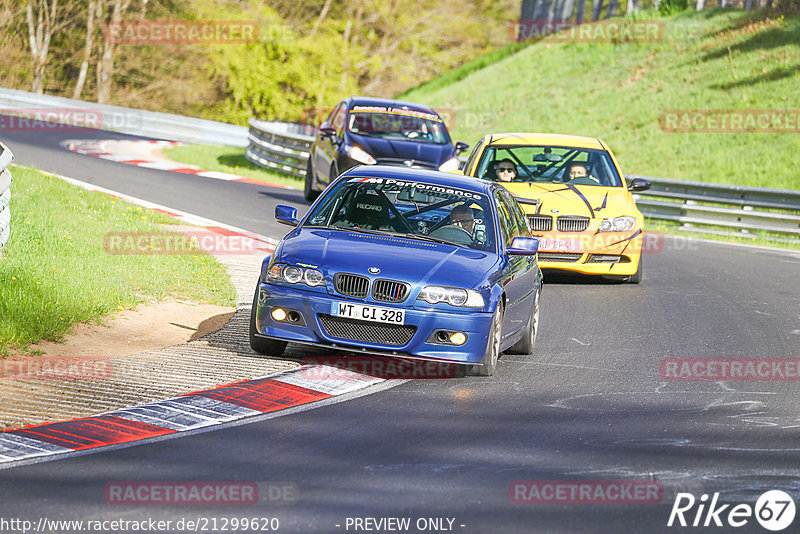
[250,166,542,376]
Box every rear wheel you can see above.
[304,158,319,202]
[249,285,287,356]
[508,287,540,355]
[471,304,503,376]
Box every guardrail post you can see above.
[0,142,13,258]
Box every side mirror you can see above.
[455,141,469,155]
[319,121,336,138]
[627,177,651,192]
[275,205,299,226]
[508,236,539,255]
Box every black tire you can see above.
[508,287,540,355]
[304,158,319,203]
[628,255,642,284]
[249,285,287,356]
[471,304,503,376]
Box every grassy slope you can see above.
[401,10,800,189]
[0,166,236,355]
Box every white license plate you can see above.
[331,301,405,325]
[538,237,582,252]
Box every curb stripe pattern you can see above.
[0,169,387,467]
[62,139,289,188]
[0,365,383,465]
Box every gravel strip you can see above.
[0,253,300,430]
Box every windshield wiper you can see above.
[384,232,468,248]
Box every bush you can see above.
[659,0,689,16]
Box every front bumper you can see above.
[253,283,494,364]
[534,229,643,275]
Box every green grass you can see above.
[0,166,236,356]
[164,144,303,189]
[396,42,532,100]
[400,9,800,190]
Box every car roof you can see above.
[346,96,440,118]
[483,132,606,150]
[338,165,497,196]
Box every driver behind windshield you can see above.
[449,204,476,235]
[494,158,517,182]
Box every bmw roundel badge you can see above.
[368,267,381,274]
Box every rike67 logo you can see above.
[668,490,796,531]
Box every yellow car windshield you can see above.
[476,145,623,187]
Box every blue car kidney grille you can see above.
[372,279,409,303]
[334,273,369,298]
[319,315,416,346]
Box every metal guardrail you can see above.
[246,120,800,241]
[245,119,315,176]
[0,142,13,256]
[631,176,800,240]
[0,87,248,147]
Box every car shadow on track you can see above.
[541,269,630,285]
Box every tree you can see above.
[95,0,138,104]
[73,0,99,99]
[25,0,70,93]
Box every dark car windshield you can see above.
[476,145,623,187]
[304,176,496,253]
[347,107,450,145]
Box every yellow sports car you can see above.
[461,133,650,282]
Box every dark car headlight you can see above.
[344,145,376,165]
[438,157,461,173]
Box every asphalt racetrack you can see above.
[2,122,800,533]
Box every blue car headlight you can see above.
[266,263,325,287]
[418,286,484,307]
[597,216,636,232]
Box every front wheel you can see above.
[249,285,287,356]
[471,304,503,376]
[628,255,642,284]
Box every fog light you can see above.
[449,332,467,345]
[271,308,287,322]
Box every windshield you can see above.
[476,145,623,187]
[347,107,450,144]
[304,176,496,252]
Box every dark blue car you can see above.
[251,166,542,376]
[304,97,468,202]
